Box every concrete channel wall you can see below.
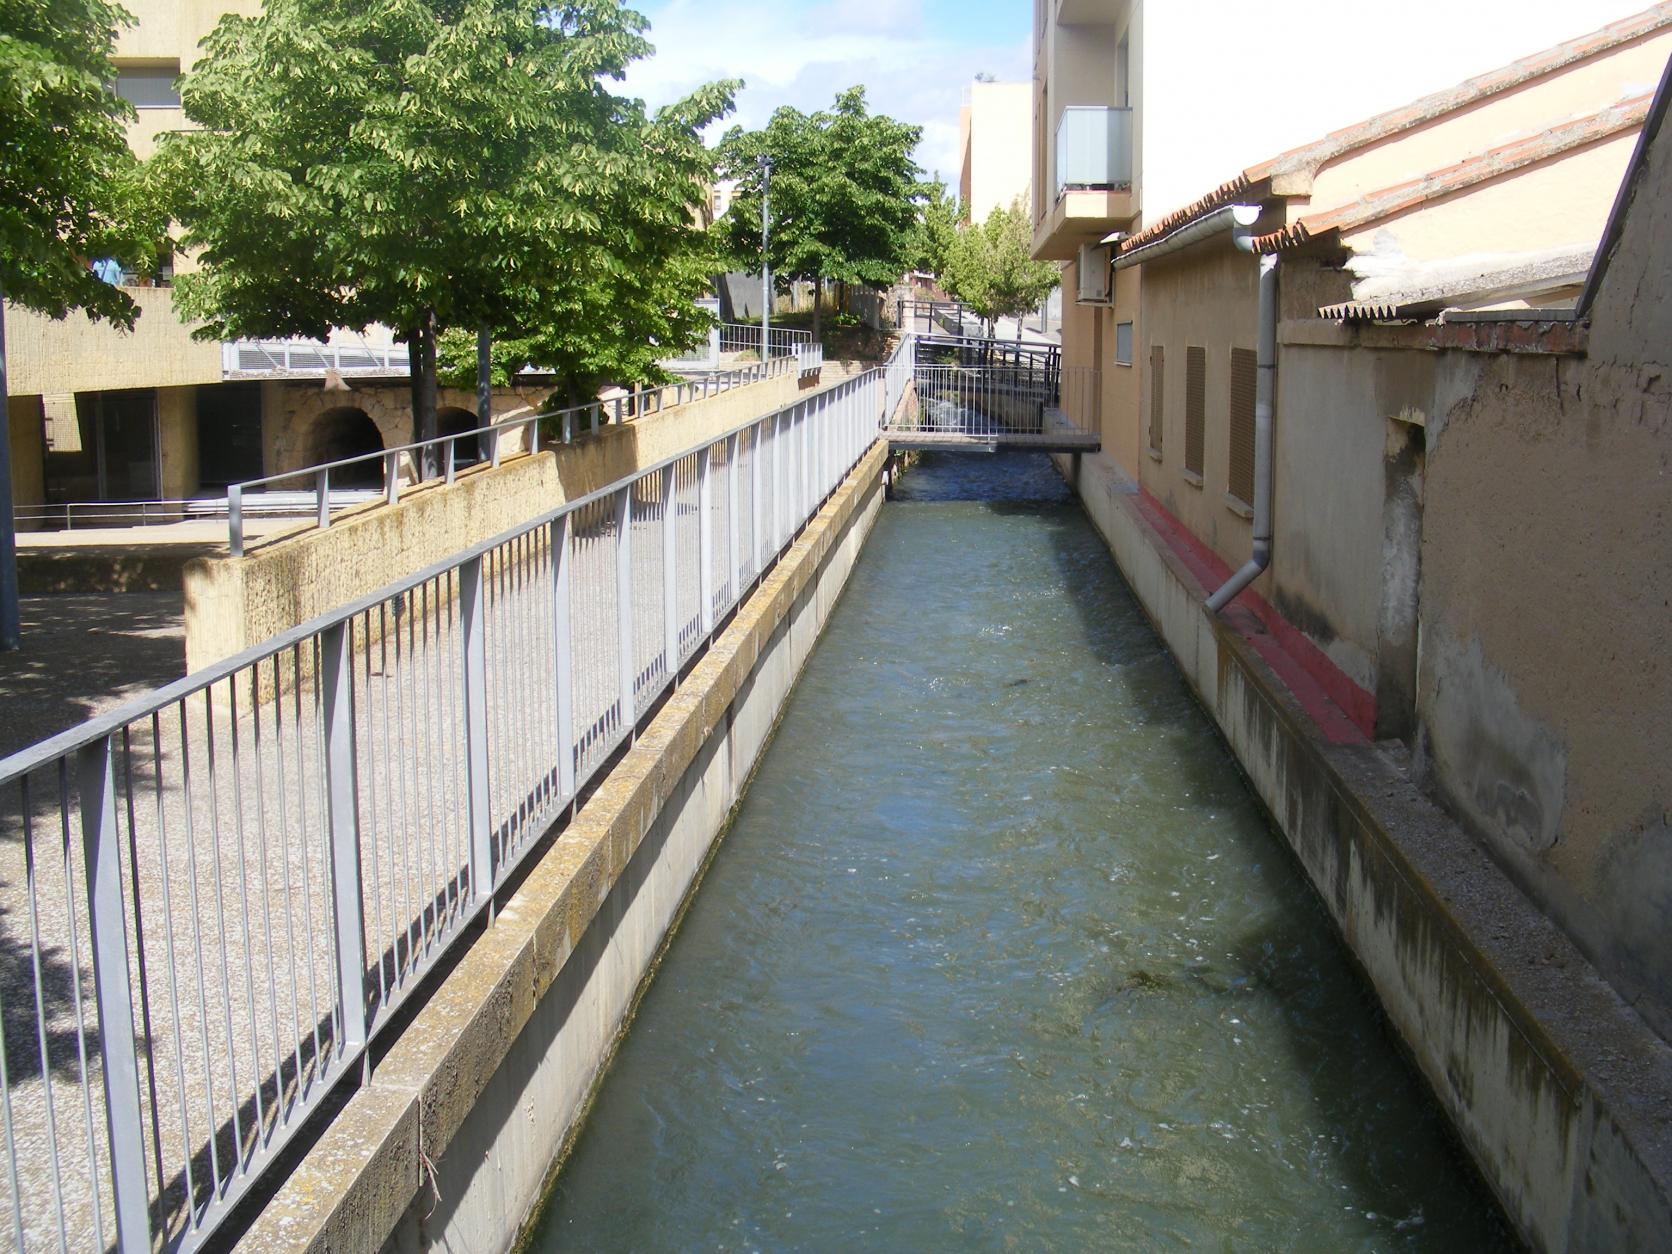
[1055,450,1672,1252]
[240,441,889,1252]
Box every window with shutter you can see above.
[1184,346,1205,478]
[1148,345,1164,453]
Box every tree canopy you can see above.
[438,79,734,407]
[0,0,157,326]
[942,199,1059,336]
[719,87,924,336]
[156,0,732,440]
[912,179,961,279]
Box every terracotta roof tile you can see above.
[1252,95,1651,253]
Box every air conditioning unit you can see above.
[1076,242,1112,305]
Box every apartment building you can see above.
[1036,0,1672,1132]
[957,80,1033,225]
[1030,0,1668,473]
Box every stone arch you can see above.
[308,406,384,487]
[437,406,482,468]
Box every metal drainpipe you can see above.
[1205,245,1278,613]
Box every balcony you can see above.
[1033,106,1137,261]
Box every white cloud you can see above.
[625,0,1028,187]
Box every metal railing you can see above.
[1055,105,1134,196]
[223,351,816,557]
[888,362,1098,445]
[0,337,913,1252]
[659,323,812,371]
[917,333,1061,383]
[16,493,382,533]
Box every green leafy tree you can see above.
[912,179,961,279]
[943,199,1059,338]
[720,87,923,340]
[1,0,160,649]
[438,80,734,408]
[157,0,721,452]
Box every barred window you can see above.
[1228,347,1258,506]
[1184,346,1205,478]
[1148,344,1164,453]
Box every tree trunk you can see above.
[812,276,822,343]
[408,308,439,479]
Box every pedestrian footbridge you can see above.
[881,334,1100,454]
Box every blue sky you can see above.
[625,0,1032,185]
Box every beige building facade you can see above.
[1033,3,1672,1232]
[957,81,1033,225]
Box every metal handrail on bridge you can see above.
[0,335,913,1253]
[223,344,821,557]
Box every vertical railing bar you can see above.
[321,619,370,1071]
[149,719,195,1228]
[551,516,575,804]
[317,468,331,531]
[293,646,325,1082]
[697,447,714,638]
[414,582,441,944]
[202,691,248,1167]
[727,433,741,613]
[0,948,26,1253]
[21,777,72,1254]
[177,700,225,1196]
[614,488,635,745]
[461,555,494,913]
[660,467,677,690]
[76,737,152,1250]
[247,669,287,1137]
[226,679,268,1151]
[117,725,167,1195]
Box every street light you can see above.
[759,155,773,367]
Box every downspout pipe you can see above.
[1206,245,1278,613]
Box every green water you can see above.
[528,453,1513,1251]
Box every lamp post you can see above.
[760,155,773,367]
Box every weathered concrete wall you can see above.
[239,440,887,1254]
[184,371,819,672]
[1056,446,1672,1253]
[3,288,222,395]
[1136,241,1259,574]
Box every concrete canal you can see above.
[526,453,1513,1249]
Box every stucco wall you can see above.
[1135,240,1258,574]
[157,385,199,500]
[1413,99,1672,1039]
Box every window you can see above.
[1229,347,1258,506]
[1184,346,1205,478]
[1114,321,1133,366]
[1147,345,1164,454]
[114,63,180,109]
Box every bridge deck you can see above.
[885,429,1100,453]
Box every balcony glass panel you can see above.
[1055,106,1133,195]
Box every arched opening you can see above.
[308,406,383,487]
[437,407,482,468]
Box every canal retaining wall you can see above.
[239,441,888,1252]
[1055,450,1672,1252]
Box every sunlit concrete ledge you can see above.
[1055,449,1672,1253]
[238,440,889,1252]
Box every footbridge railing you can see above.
[0,347,904,1252]
[884,356,1099,452]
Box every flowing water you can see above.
[527,452,1514,1251]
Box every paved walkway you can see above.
[0,594,187,760]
